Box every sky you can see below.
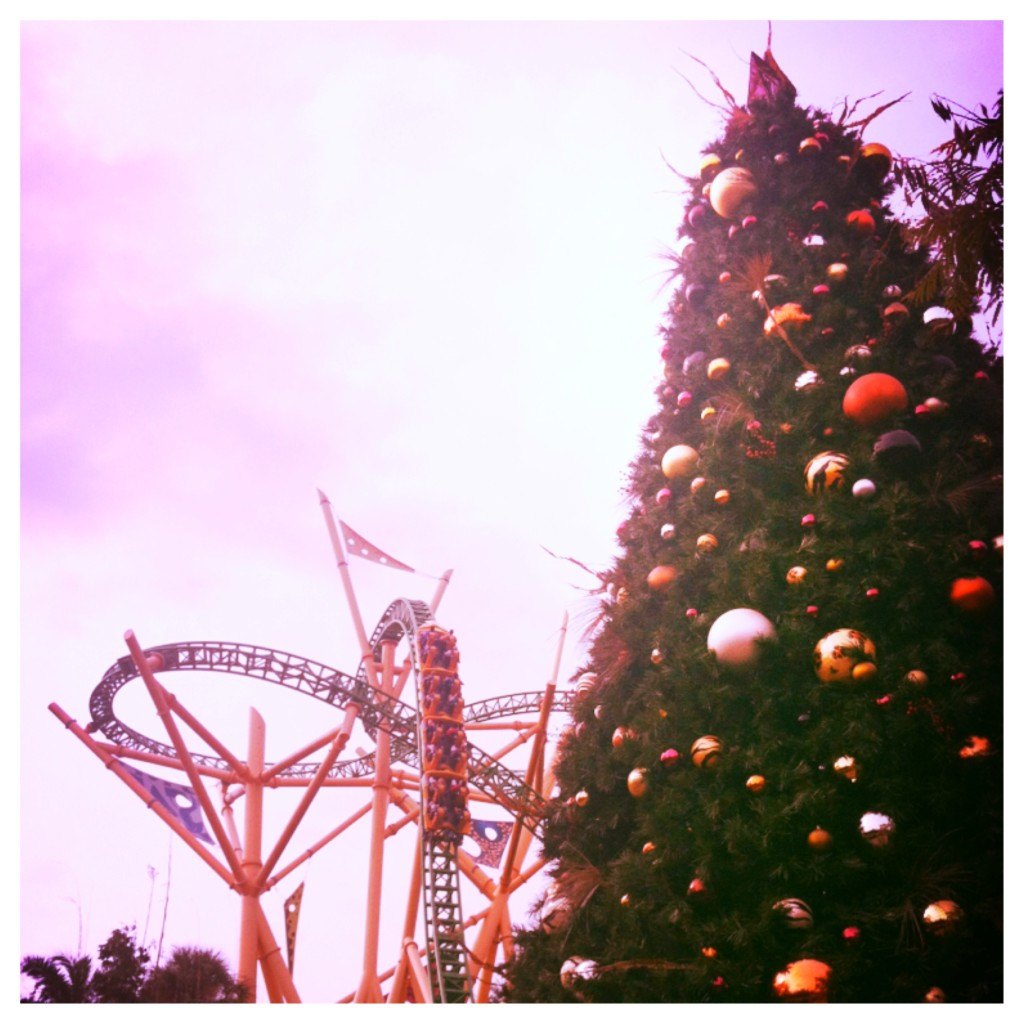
[19,12,1006,1005]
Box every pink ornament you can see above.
[813,284,830,296]
[843,927,861,942]
[866,588,879,599]
[969,540,987,557]
[742,215,758,229]
[806,605,819,616]
[677,390,693,408]
[802,514,816,528]
[686,608,698,619]
[660,748,680,768]
[656,487,672,506]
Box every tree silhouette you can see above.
[139,946,248,1003]
[20,953,94,1003]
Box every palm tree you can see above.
[139,946,248,1003]
[20,953,94,1003]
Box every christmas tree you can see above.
[502,50,1002,1004]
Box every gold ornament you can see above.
[575,673,597,700]
[696,533,718,553]
[699,153,722,182]
[746,774,766,792]
[707,357,731,379]
[764,302,812,337]
[825,558,845,572]
[814,629,877,684]
[620,893,631,906]
[627,767,648,797]
[701,405,716,421]
[642,841,656,854]
[805,451,851,495]
[905,669,928,686]
[826,262,849,282]
[690,735,722,768]
[773,959,831,1002]
[923,900,964,936]
[709,166,757,218]
[786,566,808,585]
[833,755,859,782]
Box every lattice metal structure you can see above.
[48,492,572,1004]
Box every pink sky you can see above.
[20,18,1004,1003]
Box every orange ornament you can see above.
[808,827,833,851]
[950,576,995,613]
[842,373,908,427]
[647,565,678,590]
[773,959,832,1002]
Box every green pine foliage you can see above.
[501,77,1002,1004]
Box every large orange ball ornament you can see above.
[843,373,908,427]
[691,735,722,768]
[773,959,832,1002]
[859,142,893,178]
[950,576,995,613]
[847,209,876,236]
[647,565,678,590]
[709,166,758,218]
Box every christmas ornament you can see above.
[883,301,910,324]
[539,888,572,933]
[700,405,716,421]
[686,283,707,307]
[642,841,656,854]
[690,735,722,768]
[949,576,995,613]
[923,900,964,936]
[882,284,902,299]
[844,344,873,365]
[859,141,892,178]
[801,514,816,528]
[833,755,859,782]
[662,444,700,479]
[846,209,876,236]
[905,670,928,686]
[650,648,663,664]
[612,726,636,748]
[716,313,732,329]
[773,959,831,1002]
[851,478,877,499]
[690,476,707,494]
[676,390,693,408]
[746,774,766,792]
[660,523,676,539]
[924,988,947,1003]
[842,373,908,427]
[683,351,708,376]
[560,956,597,989]
[773,897,814,929]
[687,878,709,900]
[799,137,822,156]
[660,747,680,768]
[709,166,757,218]
[699,153,722,181]
[647,565,678,590]
[859,811,895,847]
[827,262,849,282]
[714,489,730,505]
[795,369,821,390]
[959,735,991,759]
[825,558,845,572]
[707,608,777,669]
[764,302,811,337]
[656,487,672,505]
[812,283,830,297]
[808,826,833,851]
[696,533,718,553]
[742,215,758,229]
[627,768,648,797]
[786,566,808,585]
[718,271,732,283]
[865,587,879,599]
[575,673,597,699]
[872,429,922,472]
[804,451,850,494]
[923,306,955,332]
[843,926,861,943]
[687,204,708,229]
[574,789,589,807]
[814,628,877,683]
[707,357,731,379]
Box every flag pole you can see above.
[317,489,380,690]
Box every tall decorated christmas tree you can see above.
[502,51,1002,1004]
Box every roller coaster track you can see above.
[86,599,569,1003]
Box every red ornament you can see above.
[802,514,816,528]
[846,209,876,236]
[806,605,819,616]
[842,373,908,427]
[969,540,988,557]
[843,926,861,942]
[950,576,996,613]
[677,390,693,407]
[686,607,698,619]
[866,587,879,599]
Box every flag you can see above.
[121,764,214,844]
[468,820,515,868]
[339,520,415,573]
[747,50,796,111]
[284,882,304,974]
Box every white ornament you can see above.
[707,608,777,670]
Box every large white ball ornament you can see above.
[707,608,777,670]
[709,167,758,219]
[661,444,700,479]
